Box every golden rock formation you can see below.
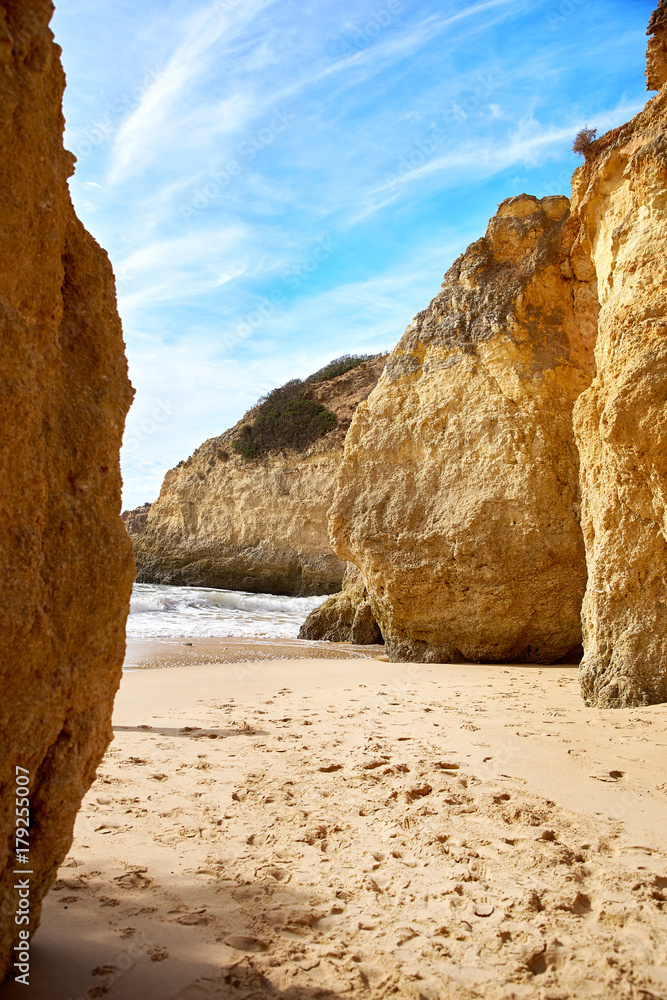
[571,83,667,706]
[132,356,386,596]
[298,563,381,644]
[0,0,134,979]
[328,195,599,664]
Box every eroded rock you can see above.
[0,0,134,978]
[329,195,598,664]
[571,73,667,706]
[132,356,386,596]
[647,0,667,91]
[298,564,382,644]
[121,502,152,536]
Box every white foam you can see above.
[127,583,327,639]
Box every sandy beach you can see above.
[3,645,667,1000]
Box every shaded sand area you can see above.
[124,637,386,671]
[3,653,667,1000]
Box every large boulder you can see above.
[329,195,599,664]
[571,66,667,705]
[132,356,386,597]
[0,0,134,979]
[298,564,382,644]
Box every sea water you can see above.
[127,583,328,640]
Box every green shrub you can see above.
[305,354,373,384]
[232,380,336,459]
[231,425,258,459]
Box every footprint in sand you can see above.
[176,910,210,926]
[406,784,433,802]
[147,945,169,962]
[92,964,118,977]
[224,935,268,953]
[114,869,152,890]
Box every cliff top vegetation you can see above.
[231,354,376,460]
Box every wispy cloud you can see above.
[367,99,644,202]
[52,0,654,507]
[108,0,278,184]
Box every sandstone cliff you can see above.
[328,195,599,664]
[121,501,152,536]
[0,0,134,980]
[132,355,386,596]
[570,49,667,705]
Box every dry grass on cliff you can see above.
[231,356,375,460]
[232,381,337,459]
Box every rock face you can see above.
[646,0,667,91]
[570,82,667,706]
[298,564,382,644]
[329,195,599,664]
[132,356,386,596]
[0,0,134,980]
[121,501,152,536]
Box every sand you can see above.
[2,645,667,1000]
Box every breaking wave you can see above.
[127,583,327,639]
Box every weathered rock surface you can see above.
[647,0,667,91]
[298,563,382,644]
[571,79,667,706]
[329,195,598,664]
[132,356,386,596]
[121,501,152,536]
[0,0,134,979]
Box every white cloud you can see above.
[108,0,278,184]
[367,99,644,200]
[54,0,651,511]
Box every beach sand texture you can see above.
[2,651,666,999]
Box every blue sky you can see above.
[51,0,655,510]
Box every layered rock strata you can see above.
[298,564,382,644]
[329,195,599,664]
[132,356,386,596]
[570,67,667,705]
[0,0,134,980]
